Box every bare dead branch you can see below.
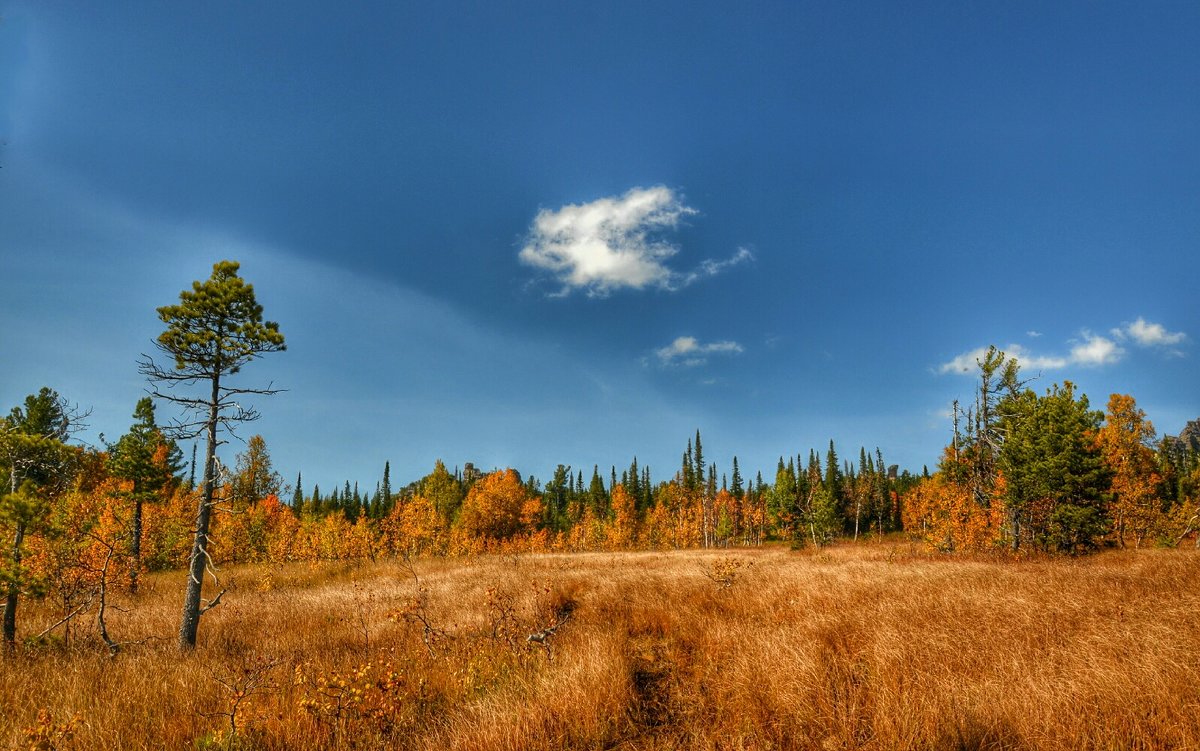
[198,547,228,616]
[35,596,95,641]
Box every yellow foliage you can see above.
[455,469,528,541]
[902,474,1007,553]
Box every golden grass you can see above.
[3,543,1199,750]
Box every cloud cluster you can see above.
[519,186,751,296]
[1113,317,1187,350]
[939,318,1186,375]
[656,336,743,367]
[938,344,1067,375]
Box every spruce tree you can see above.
[825,440,842,514]
[381,461,392,508]
[589,465,608,513]
[683,438,694,489]
[108,397,183,593]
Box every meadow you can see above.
[3,542,1198,750]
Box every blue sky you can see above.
[2,1,1197,493]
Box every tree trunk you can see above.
[130,497,143,595]
[179,375,220,650]
[3,521,26,646]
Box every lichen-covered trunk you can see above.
[179,375,220,650]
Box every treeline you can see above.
[2,369,1199,649]
[3,260,1198,652]
[252,428,916,557]
[1,386,922,647]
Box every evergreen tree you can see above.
[381,461,393,509]
[824,440,843,517]
[589,465,608,514]
[693,430,705,491]
[682,438,695,489]
[292,471,304,511]
[545,464,571,530]
[139,260,285,650]
[108,397,183,593]
[731,456,744,498]
[999,382,1110,553]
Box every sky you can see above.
[1,1,1197,494]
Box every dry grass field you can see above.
[3,542,1199,750]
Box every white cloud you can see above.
[1069,332,1124,367]
[656,336,743,367]
[938,344,1066,375]
[519,186,751,296]
[1015,348,1070,371]
[1112,317,1187,348]
[1026,330,1042,338]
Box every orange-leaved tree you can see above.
[1095,394,1164,548]
[454,469,530,541]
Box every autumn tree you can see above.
[902,454,1006,552]
[767,457,796,539]
[230,435,282,507]
[0,388,83,646]
[455,469,530,540]
[139,260,285,650]
[419,460,463,525]
[1095,394,1164,547]
[607,483,638,549]
[107,397,184,593]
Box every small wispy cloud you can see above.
[656,336,743,367]
[1112,317,1187,349]
[519,186,751,297]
